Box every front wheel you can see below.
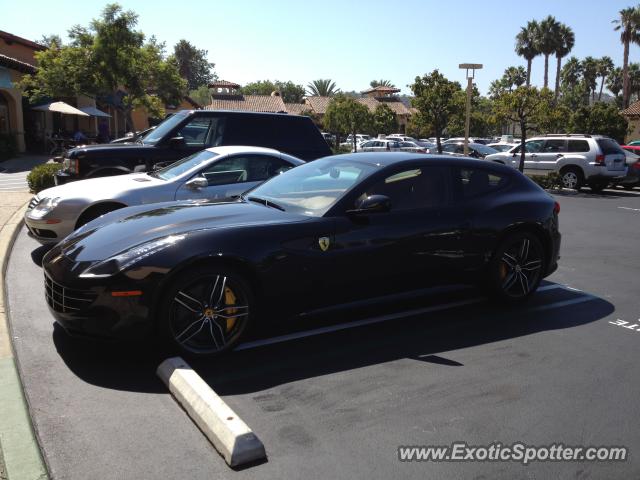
[486,232,545,303]
[159,267,253,357]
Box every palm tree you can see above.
[306,79,339,97]
[613,7,640,108]
[370,79,395,88]
[606,66,623,100]
[596,56,615,101]
[515,20,540,86]
[504,66,527,89]
[582,56,599,103]
[554,24,575,98]
[560,56,582,88]
[537,15,561,89]
[628,62,640,103]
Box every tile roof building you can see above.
[620,100,640,143]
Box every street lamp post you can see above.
[459,63,483,156]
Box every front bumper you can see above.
[43,254,158,340]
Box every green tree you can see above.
[613,6,640,108]
[188,85,211,106]
[307,78,339,97]
[370,79,395,88]
[560,56,582,88]
[596,56,615,101]
[172,39,215,90]
[554,24,575,98]
[569,102,628,142]
[20,3,186,130]
[606,66,624,105]
[324,94,372,151]
[582,56,599,103]
[515,20,540,86]
[493,86,554,172]
[40,34,63,48]
[410,70,464,153]
[240,80,278,96]
[537,15,561,89]
[628,62,640,103]
[240,80,305,103]
[489,66,527,98]
[372,103,398,135]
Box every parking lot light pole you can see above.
[459,63,483,156]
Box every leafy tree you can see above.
[537,15,561,89]
[240,80,305,103]
[307,78,339,97]
[554,24,574,98]
[613,6,640,107]
[20,3,186,130]
[582,56,599,102]
[40,34,63,48]
[188,85,211,107]
[489,66,527,98]
[372,103,398,135]
[515,20,540,86]
[492,86,554,172]
[370,79,395,88]
[606,66,623,104]
[569,102,628,142]
[324,94,372,151]
[240,80,278,96]
[628,62,640,103]
[410,70,464,153]
[172,39,215,90]
[560,56,582,88]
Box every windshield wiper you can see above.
[246,196,285,211]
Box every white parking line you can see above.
[618,206,640,212]
[235,284,581,352]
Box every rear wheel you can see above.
[486,232,545,303]
[560,167,583,190]
[159,267,253,357]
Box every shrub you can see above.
[526,171,562,190]
[334,145,353,154]
[0,133,18,161]
[27,163,63,193]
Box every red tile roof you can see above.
[621,101,640,116]
[357,97,379,112]
[361,85,401,94]
[0,31,45,51]
[305,96,333,114]
[208,80,241,89]
[0,53,36,73]
[284,103,310,115]
[205,94,286,112]
[376,98,411,115]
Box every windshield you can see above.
[152,150,219,180]
[473,144,499,155]
[142,112,189,145]
[247,157,382,216]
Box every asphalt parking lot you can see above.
[6,187,640,479]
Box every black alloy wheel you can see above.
[489,233,545,302]
[162,267,252,356]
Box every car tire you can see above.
[158,266,254,357]
[559,167,584,190]
[485,232,545,303]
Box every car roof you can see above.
[334,152,513,171]
[204,145,284,156]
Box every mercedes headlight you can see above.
[29,197,61,219]
[79,234,185,278]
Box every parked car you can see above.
[25,146,304,244]
[611,148,640,190]
[387,134,418,142]
[55,110,331,185]
[110,126,157,144]
[443,137,490,145]
[441,142,499,158]
[43,153,561,356]
[397,141,428,153]
[356,139,403,152]
[626,140,640,147]
[485,134,627,192]
[488,142,519,152]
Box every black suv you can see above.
[56,110,331,184]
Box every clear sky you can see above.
[2,0,639,96]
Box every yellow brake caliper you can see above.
[224,286,237,332]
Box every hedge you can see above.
[27,163,63,193]
[525,172,562,190]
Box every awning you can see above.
[78,106,111,117]
[32,101,89,116]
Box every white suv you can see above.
[485,134,628,191]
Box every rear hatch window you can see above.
[596,138,626,171]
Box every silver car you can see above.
[25,146,304,244]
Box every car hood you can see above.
[67,143,154,157]
[37,173,165,201]
[58,200,309,262]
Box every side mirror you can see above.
[185,176,208,189]
[168,136,185,148]
[347,194,391,215]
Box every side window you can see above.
[200,156,249,186]
[567,140,590,152]
[244,156,293,182]
[176,116,225,147]
[455,144,465,154]
[524,140,544,153]
[359,166,449,211]
[443,144,457,153]
[456,168,509,198]
[542,139,566,153]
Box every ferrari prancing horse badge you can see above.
[319,237,330,251]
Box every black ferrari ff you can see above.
[43,153,561,356]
